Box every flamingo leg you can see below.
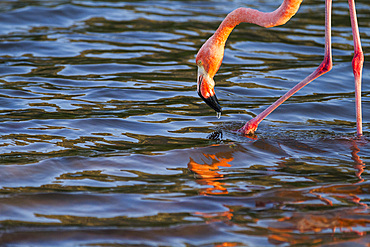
[348,0,364,137]
[239,0,334,135]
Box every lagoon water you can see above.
[0,0,370,246]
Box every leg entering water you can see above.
[348,0,364,137]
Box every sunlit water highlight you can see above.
[0,0,370,246]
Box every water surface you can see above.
[0,0,370,246]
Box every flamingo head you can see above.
[195,38,224,113]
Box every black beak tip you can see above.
[198,91,222,113]
[213,103,222,113]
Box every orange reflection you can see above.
[351,140,365,183]
[188,153,233,195]
[188,139,368,246]
[214,242,240,247]
[194,205,234,223]
[268,139,368,245]
[188,148,238,236]
[268,208,370,245]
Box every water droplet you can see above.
[216,112,221,119]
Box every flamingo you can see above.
[196,0,364,137]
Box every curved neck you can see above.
[213,0,303,45]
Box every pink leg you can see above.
[239,0,334,135]
[348,0,364,137]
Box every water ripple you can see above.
[0,0,369,246]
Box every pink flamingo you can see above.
[196,0,364,137]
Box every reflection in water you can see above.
[188,139,368,245]
[351,140,366,183]
[268,207,370,245]
[194,205,234,224]
[269,139,368,245]
[187,147,235,245]
[0,0,369,245]
[188,149,233,195]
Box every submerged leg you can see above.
[348,0,364,137]
[238,0,333,135]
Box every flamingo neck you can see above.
[212,0,302,46]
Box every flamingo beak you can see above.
[197,72,222,113]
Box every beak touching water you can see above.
[197,69,222,113]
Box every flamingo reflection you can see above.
[351,139,366,183]
[188,139,368,245]
[268,139,368,245]
[188,152,233,195]
[188,149,236,234]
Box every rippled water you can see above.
[1,0,370,246]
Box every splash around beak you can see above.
[197,73,222,113]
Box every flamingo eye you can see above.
[197,60,202,66]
